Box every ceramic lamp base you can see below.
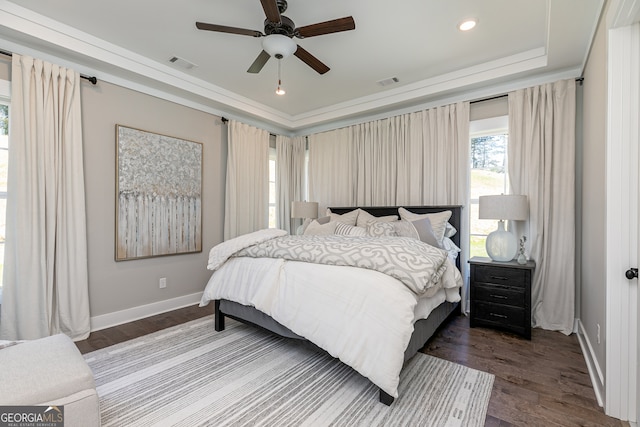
[486,220,517,262]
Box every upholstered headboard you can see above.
[328,205,463,269]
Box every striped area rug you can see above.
[84,316,494,426]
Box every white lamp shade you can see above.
[291,201,318,219]
[262,34,297,59]
[478,195,528,220]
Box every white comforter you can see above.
[200,230,462,398]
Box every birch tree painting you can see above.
[116,125,202,260]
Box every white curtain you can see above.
[308,102,469,210]
[276,135,306,233]
[0,55,90,341]
[308,127,356,211]
[224,120,269,240]
[508,79,576,335]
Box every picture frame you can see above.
[115,125,202,261]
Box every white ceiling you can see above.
[0,0,603,134]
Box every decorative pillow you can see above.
[334,222,368,237]
[303,220,337,236]
[326,208,359,226]
[355,210,398,227]
[398,208,452,245]
[392,219,441,248]
[316,216,331,224]
[409,217,442,248]
[392,220,419,240]
[367,221,397,237]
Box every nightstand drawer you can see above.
[474,265,526,288]
[474,283,525,306]
[473,301,525,326]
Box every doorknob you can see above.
[625,268,638,279]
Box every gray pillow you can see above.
[410,217,443,248]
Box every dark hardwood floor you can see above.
[76,305,626,427]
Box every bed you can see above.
[200,205,463,405]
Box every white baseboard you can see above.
[90,292,204,332]
[576,318,605,408]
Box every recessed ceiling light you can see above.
[458,19,477,32]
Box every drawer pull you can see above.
[490,294,508,299]
[490,276,509,281]
[489,313,508,319]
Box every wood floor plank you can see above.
[76,304,627,426]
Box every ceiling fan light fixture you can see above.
[458,18,477,31]
[262,34,297,59]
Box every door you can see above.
[606,18,639,422]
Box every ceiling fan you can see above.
[195,0,355,75]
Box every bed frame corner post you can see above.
[214,300,225,332]
[379,389,394,406]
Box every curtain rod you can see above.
[0,49,97,85]
[470,77,584,104]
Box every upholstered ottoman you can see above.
[0,334,100,427]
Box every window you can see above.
[268,146,276,228]
[469,116,509,258]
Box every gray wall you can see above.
[81,81,226,317]
[580,3,608,374]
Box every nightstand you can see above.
[469,256,535,339]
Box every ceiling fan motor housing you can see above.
[264,15,295,37]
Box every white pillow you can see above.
[355,209,398,227]
[326,208,359,226]
[297,218,313,235]
[445,222,457,238]
[442,237,462,262]
[303,220,337,235]
[398,208,452,245]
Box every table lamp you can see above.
[478,194,528,262]
[291,201,318,234]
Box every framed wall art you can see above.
[116,125,202,261]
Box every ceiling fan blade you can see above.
[260,0,281,23]
[196,22,263,37]
[294,45,330,75]
[296,16,355,38]
[247,50,271,73]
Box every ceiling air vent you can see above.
[377,77,399,87]
[168,56,198,70]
